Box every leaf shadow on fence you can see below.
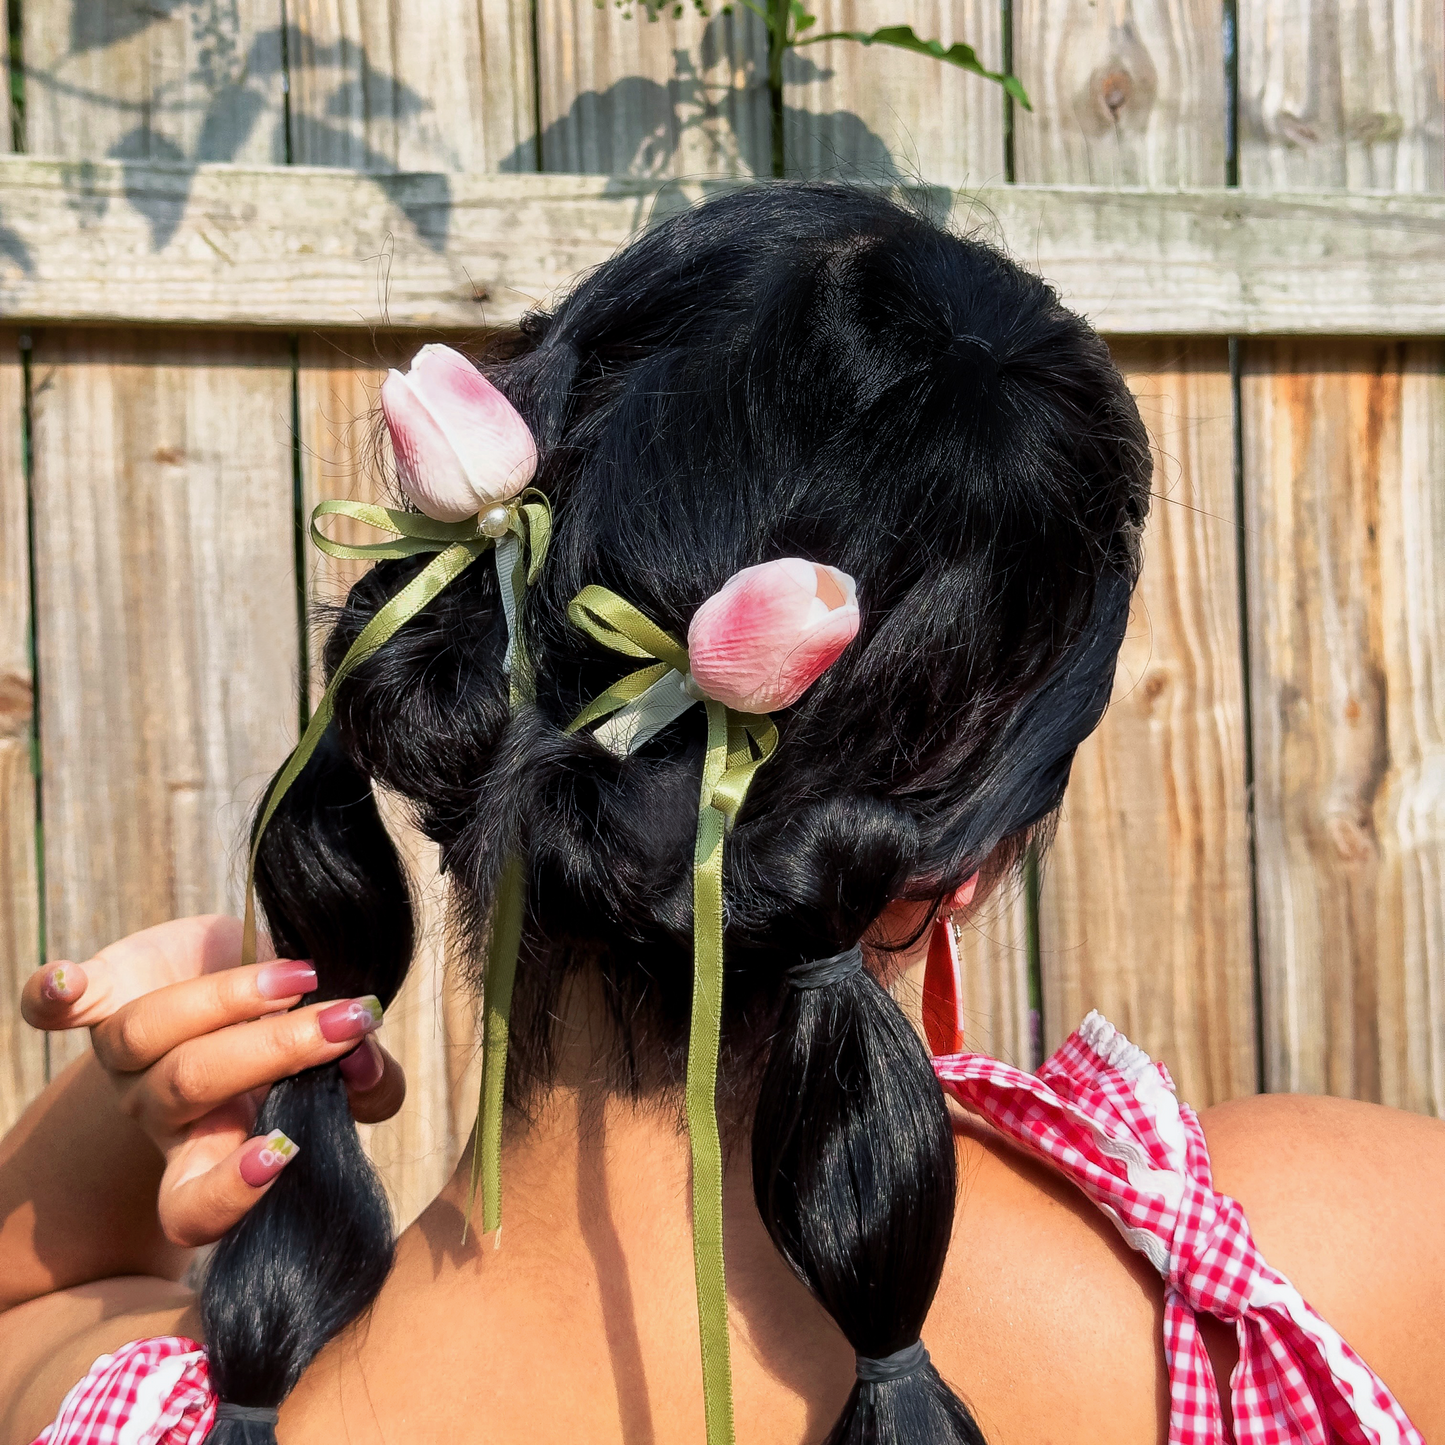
[502,14,905,185]
[15,6,452,253]
[8,0,909,278]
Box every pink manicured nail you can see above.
[256,959,317,1000]
[318,995,383,1044]
[42,963,85,1002]
[239,1130,299,1187]
[338,1036,384,1092]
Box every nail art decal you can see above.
[258,1130,298,1168]
[318,995,384,1044]
[42,965,80,1002]
[240,1130,299,1188]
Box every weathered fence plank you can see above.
[0,162,1438,333]
[1238,0,1444,191]
[1244,342,1445,1110]
[30,332,298,1073]
[1014,0,1254,1105]
[0,329,44,1134]
[285,0,534,172]
[20,0,298,1080]
[1242,0,1445,1112]
[1045,343,1256,1105]
[1013,0,1227,186]
[537,2,768,175]
[783,1,1005,186]
[23,2,286,163]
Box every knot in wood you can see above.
[0,671,33,738]
[1097,68,1133,117]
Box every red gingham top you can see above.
[34,1014,1423,1445]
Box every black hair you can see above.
[201,181,1151,1443]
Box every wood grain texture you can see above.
[297,334,482,1220]
[30,331,298,1072]
[1239,0,1445,191]
[1013,0,1227,186]
[23,0,286,162]
[0,329,44,1131]
[1241,0,1445,1111]
[782,1,1006,186]
[536,3,768,176]
[0,162,1439,332]
[1041,342,1256,1106]
[1243,341,1445,1110]
[286,0,534,172]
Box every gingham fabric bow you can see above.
[933,1013,1424,1445]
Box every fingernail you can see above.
[338,1036,384,1092]
[42,964,85,1002]
[257,958,318,1000]
[318,995,383,1044]
[239,1130,299,1188]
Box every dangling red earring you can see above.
[923,913,966,1058]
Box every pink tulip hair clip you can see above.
[590,557,861,755]
[380,344,541,670]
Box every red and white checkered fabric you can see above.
[32,1335,214,1445]
[33,1013,1424,1445]
[934,1011,1424,1445]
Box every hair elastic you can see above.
[786,944,865,991]
[855,1338,930,1384]
[214,1403,280,1425]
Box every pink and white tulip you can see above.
[687,558,860,714]
[380,344,537,522]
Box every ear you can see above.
[947,873,979,913]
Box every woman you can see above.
[1,184,1441,1445]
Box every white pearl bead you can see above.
[681,672,707,701]
[479,504,513,539]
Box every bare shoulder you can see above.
[1199,1092,1445,1437]
[926,1118,1177,1445]
[0,1279,198,1445]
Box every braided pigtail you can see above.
[199,728,415,1441]
[753,962,984,1444]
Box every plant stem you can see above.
[768,0,786,178]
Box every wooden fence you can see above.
[0,0,1440,1227]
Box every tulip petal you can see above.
[688,558,860,713]
[381,369,479,522]
[407,344,538,506]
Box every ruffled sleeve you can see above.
[934,1013,1425,1445]
[32,1337,215,1445]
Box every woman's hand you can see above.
[19,915,406,1247]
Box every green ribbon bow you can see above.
[565,584,779,1445]
[239,492,552,1117]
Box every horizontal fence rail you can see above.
[0,159,1440,334]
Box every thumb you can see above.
[20,961,90,1031]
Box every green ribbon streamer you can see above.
[240,491,551,1007]
[566,585,778,1445]
[468,850,526,1243]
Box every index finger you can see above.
[22,915,255,1031]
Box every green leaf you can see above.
[793,23,1033,110]
[789,1,816,33]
